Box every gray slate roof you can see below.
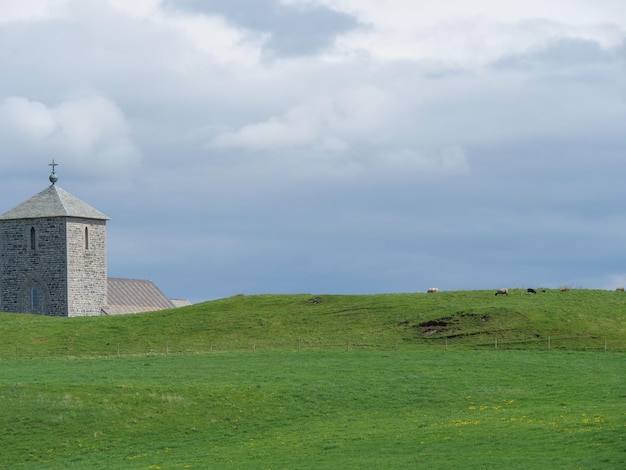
[103,277,177,315]
[0,184,109,220]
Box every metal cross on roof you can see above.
[48,159,59,184]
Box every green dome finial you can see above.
[48,159,59,185]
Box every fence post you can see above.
[445,338,448,351]
[495,337,498,350]
[210,341,213,353]
[117,343,120,358]
[166,340,169,355]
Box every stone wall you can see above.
[0,218,68,315]
[66,218,107,317]
[0,216,107,316]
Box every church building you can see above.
[0,163,187,316]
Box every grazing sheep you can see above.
[616,287,625,292]
[427,287,439,293]
[495,288,509,296]
[527,288,537,294]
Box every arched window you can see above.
[85,227,89,250]
[31,285,39,311]
[30,227,36,251]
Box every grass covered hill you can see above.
[1,289,625,468]
[1,288,625,358]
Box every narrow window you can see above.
[30,227,36,250]
[85,227,89,250]
[31,286,39,311]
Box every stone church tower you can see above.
[0,165,109,316]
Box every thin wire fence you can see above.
[2,335,623,360]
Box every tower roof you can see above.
[0,184,110,220]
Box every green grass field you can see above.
[1,351,624,469]
[0,289,625,468]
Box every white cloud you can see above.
[103,0,264,66]
[310,0,626,64]
[212,85,393,151]
[0,0,68,23]
[322,0,626,26]
[0,95,141,175]
[163,12,265,65]
[213,112,318,150]
[1,97,56,139]
[105,0,161,18]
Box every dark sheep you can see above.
[527,288,537,294]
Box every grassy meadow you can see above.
[1,288,625,357]
[0,289,625,468]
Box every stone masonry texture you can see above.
[0,216,107,316]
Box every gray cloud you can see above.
[493,37,616,70]
[163,0,362,57]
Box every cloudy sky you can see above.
[1,0,625,302]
